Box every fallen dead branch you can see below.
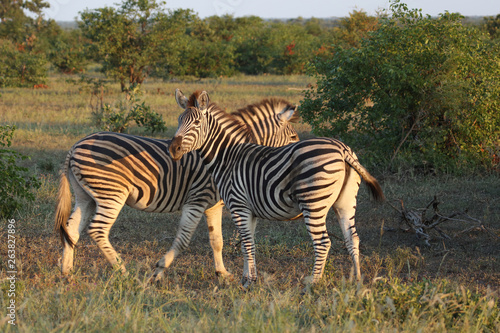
[387,196,498,246]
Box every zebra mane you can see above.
[203,100,254,142]
[186,90,205,109]
[184,90,249,136]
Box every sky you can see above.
[43,0,500,21]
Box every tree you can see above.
[231,16,270,74]
[484,14,500,39]
[47,28,88,74]
[0,36,47,87]
[233,18,322,75]
[301,1,500,172]
[0,0,51,86]
[180,15,236,78]
[333,10,380,48]
[149,8,197,78]
[79,0,167,91]
[0,0,50,42]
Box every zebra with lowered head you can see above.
[169,89,385,288]
[54,96,299,281]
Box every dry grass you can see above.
[0,74,499,332]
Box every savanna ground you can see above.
[0,74,499,332]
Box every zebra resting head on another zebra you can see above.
[170,90,299,161]
[54,92,299,282]
[170,89,385,289]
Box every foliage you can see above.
[483,14,500,39]
[90,83,167,133]
[301,1,500,172]
[79,0,168,91]
[75,0,385,79]
[0,38,47,87]
[0,0,50,43]
[148,9,198,79]
[0,125,40,218]
[231,18,323,75]
[47,28,88,74]
[178,15,237,78]
[0,0,52,87]
[333,10,381,48]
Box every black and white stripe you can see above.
[54,95,299,280]
[170,90,385,287]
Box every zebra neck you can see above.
[198,113,251,182]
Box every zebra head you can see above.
[240,100,300,147]
[170,89,210,161]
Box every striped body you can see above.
[55,97,299,280]
[170,90,385,287]
[72,132,218,213]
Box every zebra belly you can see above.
[253,206,303,221]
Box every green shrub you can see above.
[90,83,167,134]
[0,125,40,218]
[301,1,500,172]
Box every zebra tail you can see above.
[345,152,385,203]
[360,169,385,203]
[54,153,75,248]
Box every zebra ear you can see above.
[196,91,210,112]
[175,89,189,109]
[277,106,296,123]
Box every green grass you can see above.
[1,74,499,332]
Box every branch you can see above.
[387,196,496,245]
[390,113,421,165]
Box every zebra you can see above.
[169,89,385,288]
[54,97,299,281]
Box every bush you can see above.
[301,1,500,172]
[0,125,40,218]
[90,83,167,133]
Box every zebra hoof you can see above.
[301,283,313,296]
[240,276,256,290]
[303,275,322,285]
[150,268,164,284]
[216,270,233,280]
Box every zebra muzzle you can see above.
[169,136,184,161]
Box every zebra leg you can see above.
[333,166,362,281]
[204,200,231,278]
[303,213,332,284]
[87,202,127,273]
[152,203,205,282]
[61,174,96,275]
[232,210,257,288]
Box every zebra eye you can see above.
[193,119,201,125]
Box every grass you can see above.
[1,74,499,332]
